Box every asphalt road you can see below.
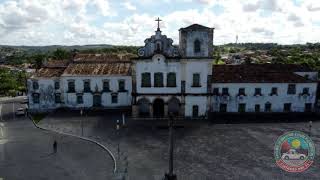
[0,97,114,180]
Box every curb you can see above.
[28,115,117,174]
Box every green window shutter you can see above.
[192,73,200,87]
[154,73,163,87]
[167,73,176,87]
[141,73,151,87]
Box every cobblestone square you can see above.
[39,110,320,180]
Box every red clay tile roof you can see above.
[63,63,131,76]
[213,64,314,73]
[44,59,70,67]
[34,67,66,78]
[73,53,135,63]
[212,64,316,83]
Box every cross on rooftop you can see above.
[155,17,162,30]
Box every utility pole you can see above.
[0,103,3,121]
[164,113,177,180]
[236,35,238,44]
[122,113,126,127]
[13,102,15,121]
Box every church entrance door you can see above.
[153,98,164,117]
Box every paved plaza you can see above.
[39,109,320,180]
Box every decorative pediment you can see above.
[137,30,180,58]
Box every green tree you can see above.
[0,68,27,95]
[0,69,16,95]
[52,48,71,60]
[32,54,46,69]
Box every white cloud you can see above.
[62,0,88,12]
[0,0,320,45]
[304,1,320,11]
[251,27,274,36]
[242,0,282,12]
[0,0,49,31]
[243,3,260,12]
[91,0,112,16]
[287,13,304,27]
[122,1,136,11]
[195,0,212,5]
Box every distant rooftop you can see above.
[33,67,65,78]
[213,64,315,73]
[212,64,316,83]
[43,59,70,67]
[63,63,131,76]
[73,53,135,63]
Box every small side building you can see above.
[27,67,66,111]
[61,62,132,109]
[27,54,133,112]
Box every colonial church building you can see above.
[27,21,318,118]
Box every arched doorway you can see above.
[153,98,164,117]
[168,97,180,116]
[137,98,150,117]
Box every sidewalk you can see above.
[30,113,122,178]
[0,96,14,101]
[0,96,26,102]
[1,118,114,180]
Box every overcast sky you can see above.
[0,0,320,46]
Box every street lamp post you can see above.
[116,119,120,162]
[309,121,312,137]
[164,113,177,180]
[80,108,83,136]
[115,119,129,180]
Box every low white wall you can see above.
[185,96,208,117]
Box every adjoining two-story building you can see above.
[28,54,133,111]
[211,64,318,113]
[27,22,319,118]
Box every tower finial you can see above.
[155,17,162,31]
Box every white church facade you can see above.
[131,24,213,118]
[27,23,319,118]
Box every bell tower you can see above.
[179,24,214,58]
